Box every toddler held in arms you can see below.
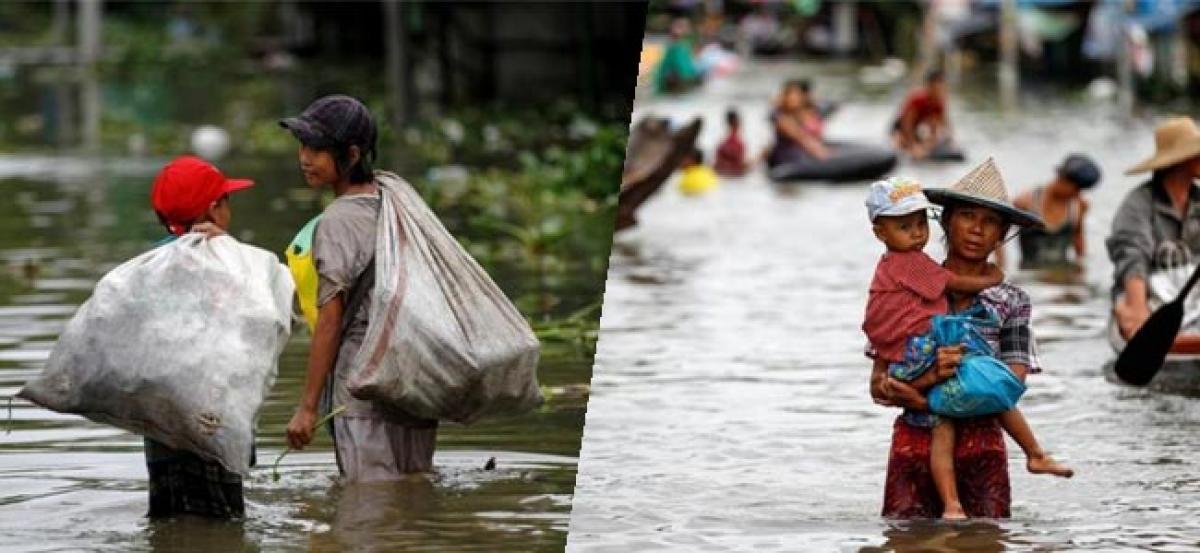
[862,177,1073,519]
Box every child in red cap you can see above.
[144,155,256,519]
[151,155,253,239]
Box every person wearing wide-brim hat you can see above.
[872,158,1072,519]
[922,156,1045,230]
[1106,116,1200,352]
[998,154,1102,271]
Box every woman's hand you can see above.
[286,406,318,450]
[872,358,928,410]
[934,345,964,381]
[811,142,832,160]
[884,377,928,411]
[873,374,896,406]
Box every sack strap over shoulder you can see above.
[341,257,375,336]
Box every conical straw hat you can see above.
[924,157,1044,228]
[1125,116,1200,175]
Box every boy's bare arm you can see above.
[286,296,344,449]
[945,263,1004,294]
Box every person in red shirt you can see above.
[714,109,748,176]
[891,70,952,160]
[863,175,1073,519]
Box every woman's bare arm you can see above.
[1008,362,1029,382]
[1073,199,1088,259]
[776,116,830,159]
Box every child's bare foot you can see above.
[942,502,967,520]
[1028,454,1074,478]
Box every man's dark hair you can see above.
[726,109,740,126]
[926,69,945,84]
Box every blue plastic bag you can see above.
[925,308,1026,418]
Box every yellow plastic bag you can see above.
[286,215,321,332]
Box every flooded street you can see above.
[0,156,592,551]
[569,60,1200,551]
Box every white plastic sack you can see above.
[17,234,294,475]
[347,172,542,424]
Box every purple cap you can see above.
[280,94,377,149]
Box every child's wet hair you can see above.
[726,109,740,126]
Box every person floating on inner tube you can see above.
[1107,116,1200,355]
[891,70,956,161]
[768,79,830,164]
[996,154,1101,272]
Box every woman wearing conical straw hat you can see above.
[1107,117,1200,354]
[871,158,1069,518]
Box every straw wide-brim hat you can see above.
[1126,116,1200,175]
[924,157,1045,229]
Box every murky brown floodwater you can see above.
[569,59,1200,551]
[0,154,594,551]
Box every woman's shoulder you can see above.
[979,282,1031,319]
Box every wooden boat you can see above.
[616,116,702,232]
[1106,316,1200,397]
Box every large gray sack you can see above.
[17,234,294,475]
[346,172,542,424]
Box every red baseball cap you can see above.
[151,156,253,235]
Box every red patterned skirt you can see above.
[882,415,1011,518]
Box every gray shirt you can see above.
[313,192,380,418]
[314,192,378,340]
[1106,180,1200,295]
[312,191,437,425]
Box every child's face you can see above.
[872,211,930,253]
[298,145,339,188]
[206,195,231,230]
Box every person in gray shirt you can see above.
[281,95,437,481]
[1107,117,1200,352]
